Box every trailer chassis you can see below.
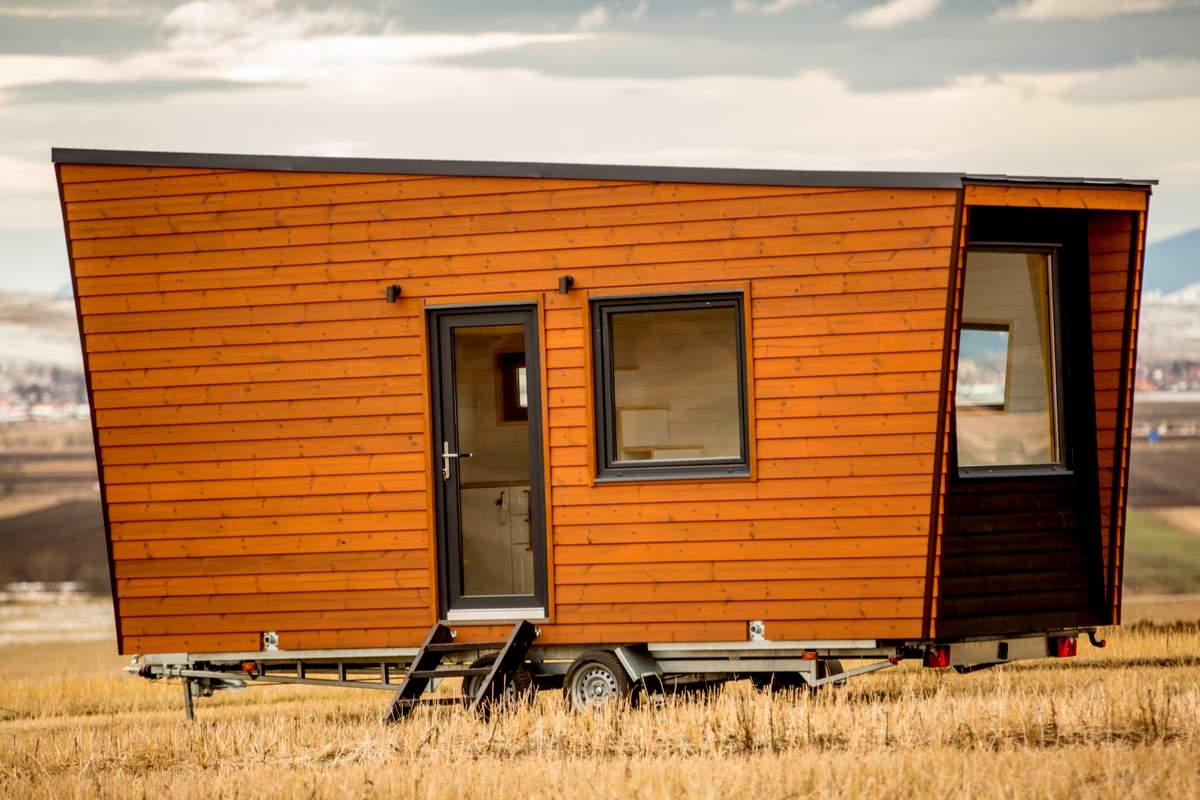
[129,627,1100,720]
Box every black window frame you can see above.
[954,244,1069,478]
[590,291,751,482]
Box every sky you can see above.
[1,0,1198,294]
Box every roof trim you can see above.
[964,173,1157,190]
[50,147,1157,191]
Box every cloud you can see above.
[578,5,609,30]
[161,0,376,55]
[7,78,274,104]
[578,1,649,28]
[994,0,1192,20]
[848,0,941,28]
[0,1,588,94]
[731,0,808,15]
[0,5,147,19]
[1023,57,1200,103]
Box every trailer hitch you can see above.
[1087,630,1107,648]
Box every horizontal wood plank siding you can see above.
[62,162,958,653]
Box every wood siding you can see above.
[1089,210,1146,623]
[935,190,1149,637]
[59,162,959,654]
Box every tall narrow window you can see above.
[955,249,1064,472]
[592,293,749,480]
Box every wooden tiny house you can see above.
[53,149,1150,668]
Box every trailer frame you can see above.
[131,626,1099,719]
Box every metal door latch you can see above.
[441,441,472,480]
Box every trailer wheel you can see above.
[564,650,637,711]
[751,659,846,692]
[461,654,536,704]
[749,672,804,692]
[819,658,846,687]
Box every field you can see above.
[1,596,1198,799]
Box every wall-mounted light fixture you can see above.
[558,275,574,295]
[385,285,402,303]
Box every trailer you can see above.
[52,148,1151,717]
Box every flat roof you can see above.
[50,147,1157,191]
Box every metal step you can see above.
[392,696,469,708]
[409,667,492,679]
[385,621,538,722]
[424,641,507,653]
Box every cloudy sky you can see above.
[1,0,1198,293]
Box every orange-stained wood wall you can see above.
[58,163,957,654]
[57,163,1147,655]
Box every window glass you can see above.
[496,351,528,423]
[593,294,748,479]
[957,325,1010,409]
[955,250,1061,469]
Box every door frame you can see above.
[427,303,548,618]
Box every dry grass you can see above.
[2,613,1199,799]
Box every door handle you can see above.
[441,441,472,480]
[497,489,509,527]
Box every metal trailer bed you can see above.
[130,625,1105,720]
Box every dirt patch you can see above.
[1149,507,1200,535]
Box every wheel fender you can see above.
[613,645,663,690]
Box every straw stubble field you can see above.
[2,602,1199,800]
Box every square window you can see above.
[591,293,750,480]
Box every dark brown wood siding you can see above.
[934,188,1148,638]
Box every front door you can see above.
[429,306,547,619]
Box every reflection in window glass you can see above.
[957,326,1010,409]
[495,351,528,423]
[610,306,741,463]
[955,250,1060,469]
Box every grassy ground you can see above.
[1,601,1198,799]
[1124,508,1200,593]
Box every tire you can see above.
[750,659,845,692]
[818,658,846,687]
[749,672,805,692]
[460,654,536,704]
[563,650,637,711]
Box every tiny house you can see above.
[53,148,1151,709]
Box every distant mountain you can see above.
[1144,228,1200,295]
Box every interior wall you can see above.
[611,308,740,460]
[956,251,1056,467]
[454,328,530,486]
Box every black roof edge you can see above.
[964,173,1158,190]
[50,147,1156,192]
[49,147,959,189]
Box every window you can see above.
[496,351,528,423]
[955,249,1064,473]
[957,324,1011,410]
[591,292,749,480]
